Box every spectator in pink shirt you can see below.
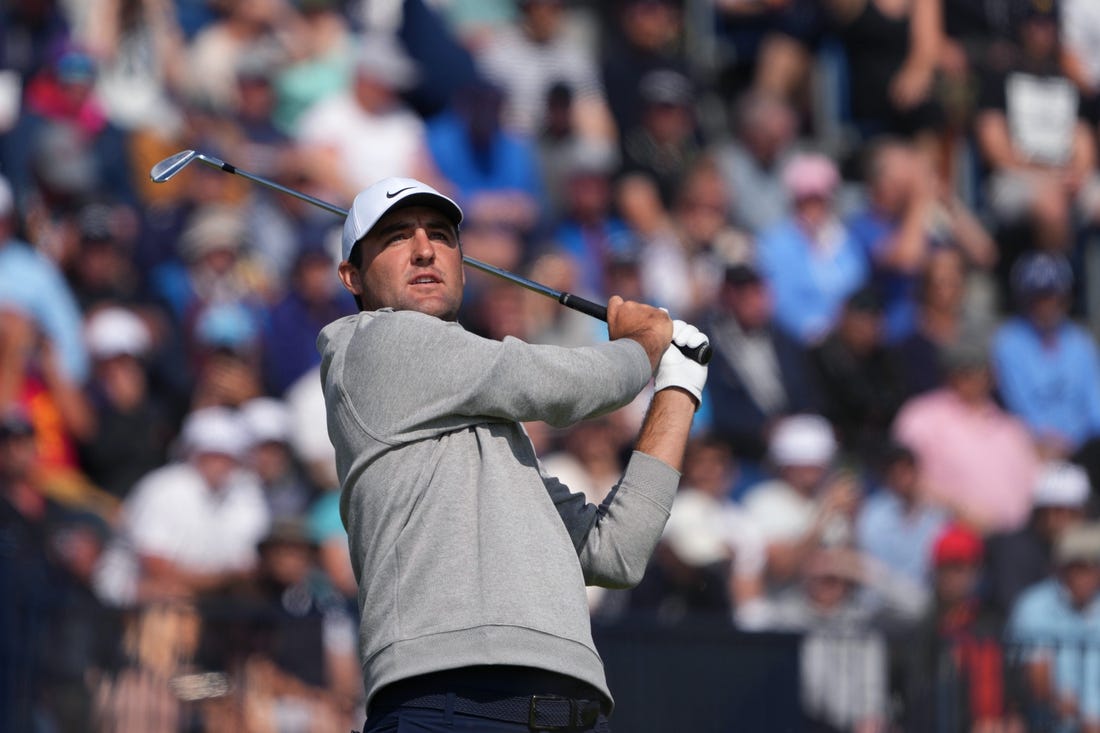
[892,341,1039,533]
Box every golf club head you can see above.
[150,150,199,183]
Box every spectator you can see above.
[78,306,172,500]
[97,406,270,604]
[4,45,134,207]
[975,0,1100,253]
[742,414,859,591]
[764,545,926,733]
[600,0,688,135]
[208,519,360,733]
[0,173,88,383]
[986,461,1092,617]
[549,140,629,300]
[809,287,907,458]
[240,397,315,522]
[847,138,996,341]
[702,262,819,462]
[476,0,616,144]
[0,408,67,733]
[262,234,354,396]
[190,302,266,411]
[183,0,283,115]
[826,0,944,145]
[79,0,187,132]
[659,435,768,628]
[856,443,948,587]
[992,252,1100,461]
[295,33,440,201]
[713,0,822,106]
[900,524,1021,733]
[539,418,625,506]
[68,202,143,310]
[711,91,800,235]
[270,0,354,135]
[150,204,270,328]
[891,247,973,398]
[757,152,868,345]
[1061,0,1100,117]
[0,307,97,483]
[670,158,754,300]
[620,68,702,209]
[1007,521,1100,733]
[893,341,1040,533]
[425,80,543,234]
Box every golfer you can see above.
[319,177,709,732]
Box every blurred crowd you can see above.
[3,0,1100,731]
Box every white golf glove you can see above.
[653,319,709,407]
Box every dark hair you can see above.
[346,241,365,311]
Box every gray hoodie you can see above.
[317,309,682,711]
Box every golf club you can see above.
[150,150,711,364]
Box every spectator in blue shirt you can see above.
[856,443,947,586]
[1007,522,1100,732]
[426,81,544,235]
[992,252,1100,460]
[757,152,868,345]
[0,174,88,384]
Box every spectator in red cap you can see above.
[900,523,1023,733]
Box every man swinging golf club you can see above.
[320,177,709,733]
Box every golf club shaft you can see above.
[157,151,710,364]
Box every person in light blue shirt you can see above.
[757,153,868,345]
[992,252,1100,456]
[0,175,88,383]
[856,443,947,585]
[1007,522,1100,732]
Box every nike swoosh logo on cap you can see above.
[386,186,416,198]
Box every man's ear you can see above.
[337,260,363,296]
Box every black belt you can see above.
[370,666,607,731]
[393,691,602,730]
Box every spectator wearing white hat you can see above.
[240,396,315,521]
[98,406,270,603]
[295,33,443,201]
[78,306,172,499]
[985,461,1093,616]
[742,414,861,592]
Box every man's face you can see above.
[1060,561,1100,608]
[339,205,464,320]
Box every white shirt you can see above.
[743,478,850,547]
[125,462,270,574]
[476,26,604,137]
[296,92,428,191]
[663,488,766,579]
[1063,0,1100,89]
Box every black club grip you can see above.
[558,293,712,365]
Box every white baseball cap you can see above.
[180,406,249,459]
[341,177,463,261]
[85,306,151,359]
[1033,461,1090,508]
[239,397,291,446]
[769,414,837,467]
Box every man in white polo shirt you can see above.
[98,407,271,603]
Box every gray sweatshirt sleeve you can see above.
[546,451,682,588]
[339,310,653,438]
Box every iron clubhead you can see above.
[149,150,199,183]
